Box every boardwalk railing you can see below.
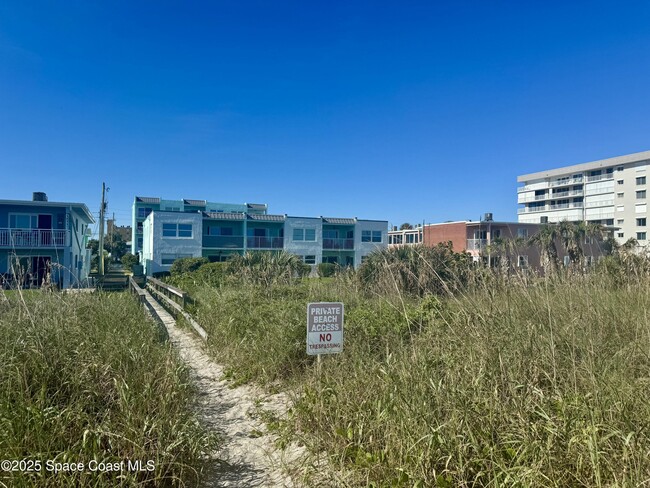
[147,277,188,309]
[145,278,208,342]
[129,276,147,305]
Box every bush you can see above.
[227,251,303,287]
[121,252,139,271]
[358,243,473,296]
[170,257,209,276]
[297,262,312,278]
[317,262,336,278]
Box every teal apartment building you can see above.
[0,193,94,288]
[133,196,387,275]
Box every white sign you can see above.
[306,302,344,355]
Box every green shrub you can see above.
[227,251,303,287]
[358,243,473,296]
[317,262,336,277]
[170,257,209,276]
[121,252,139,271]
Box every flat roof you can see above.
[0,199,95,223]
[518,149,650,182]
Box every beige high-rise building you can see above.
[518,150,649,246]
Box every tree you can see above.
[399,223,414,230]
[528,225,560,274]
[121,253,139,272]
[87,239,99,255]
[104,233,127,260]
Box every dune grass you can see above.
[0,290,217,487]
[181,262,650,486]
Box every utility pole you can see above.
[98,183,106,276]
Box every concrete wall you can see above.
[143,211,203,275]
[355,220,388,265]
[284,217,323,265]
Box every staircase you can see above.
[96,264,129,291]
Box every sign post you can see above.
[307,302,344,356]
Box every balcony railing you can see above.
[586,173,614,183]
[0,229,69,248]
[466,239,488,251]
[247,236,284,249]
[586,200,615,208]
[518,206,547,214]
[551,176,583,187]
[202,235,245,249]
[323,238,354,250]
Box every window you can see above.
[637,190,646,199]
[161,253,193,265]
[362,230,382,242]
[637,232,647,241]
[162,223,193,238]
[617,205,625,212]
[637,176,647,185]
[517,228,528,238]
[178,224,192,237]
[606,219,614,225]
[165,206,180,212]
[617,219,624,225]
[617,179,624,185]
[137,222,143,232]
[637,203,648,213]
[617,166,624,171]
[162,223,176,237]
[303,255,316,264]
[9,214,37,229]
[293,228,317,241]
[617,232,625,238]
[637,218,647,227]
[517,255,528,268]
[137,207,153,219]
[617,192,624,198]
[406,233,415,243]
[137,237,143,248]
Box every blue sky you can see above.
[2,1,650,232]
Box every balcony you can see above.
[586,173,614,183]
[323,238,354,250]
[586,200,615,208]
[551,176,583,187]
[202,235,245,249]
[518,206,547,214]
[466,239,488,251]
[247,236,284,249]
[0,229,69,248]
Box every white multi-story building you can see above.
[518,150,650,245]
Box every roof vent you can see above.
[33,192,48,202]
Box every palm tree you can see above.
[528,225,560,274]
[558,220,584,265]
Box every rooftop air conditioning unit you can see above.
[484,212,493,222]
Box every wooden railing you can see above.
[129,276,147,305]
[145,277,208,342]
[147,277,188,308]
